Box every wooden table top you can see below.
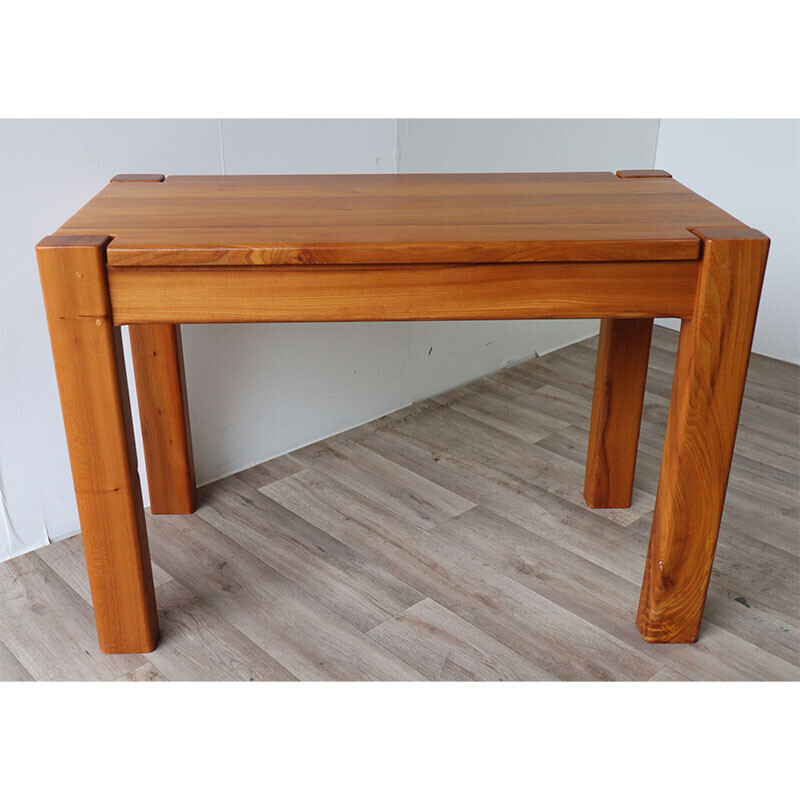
[55,171,743,267]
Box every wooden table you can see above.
[37,170,769,655]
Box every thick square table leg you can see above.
[37,235,159,654]
[130,324,197,514]
[637,227,769,643]
[585,318,653,508]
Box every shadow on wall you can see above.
[176,318,596,487]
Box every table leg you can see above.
[637,227,769,642]
[130,324,197,514]
[585,318,653,508]
[37,235,159,653]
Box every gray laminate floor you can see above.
[2,325,798,681]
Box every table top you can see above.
[55,171,744,267]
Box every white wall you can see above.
[1,118,660,561]
[655,119,800,364]
[1,121,223,561]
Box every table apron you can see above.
[107,260,700,325]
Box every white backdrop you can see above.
[2,119,795,562]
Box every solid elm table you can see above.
[36,170,769,654]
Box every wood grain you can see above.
[106,260,701,324]
[116,663,167,681]
[0,554,145,679]
[198,475,426,633]
[145,580,296,681]
[129,324,197,514]
[145,512,426,680]
[367,598,552,680]
[585,318,654,508]
[616,170,673,179]
[262,468,659,680]
[53,172,743,266]
[36,235,159,653]
[637,227,771,643]
[291,438,475,530]
[0,640,33,681]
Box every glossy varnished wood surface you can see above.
[616,169,674,179]
[2,327,797,680]
[36,236,159,653]
[637,228,771,642]
[54,172,744,266]
[129,324,197,515]
[106,259,701,325]
[585,319,653,508]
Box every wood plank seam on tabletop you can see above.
[53,171,746,267]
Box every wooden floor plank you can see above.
[449,389,571,444]
[0,554,145,680]
[431,374,529,406]
[146,512,426,681]
[701,587,800,667]
[511,383,593,430]
[293,437,475,530]
[197,476,425,632]
[116,662,167,682]
[367,598,553,681]
[233,453,306,490]
[647,666,689,681]
[144,580,297,681]
[0,639,33,681]
[721,485,800,559]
